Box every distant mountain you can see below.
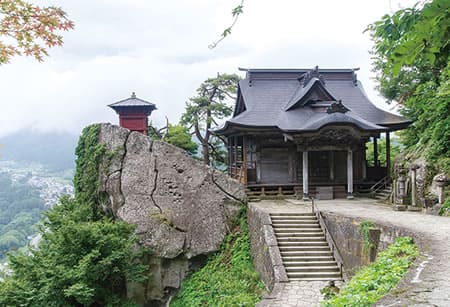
[0,131,78,171]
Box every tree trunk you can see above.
[202,141,210,165]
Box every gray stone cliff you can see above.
[97,124,245,305]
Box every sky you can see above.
[0,0,418,138]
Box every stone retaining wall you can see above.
[321,211,417,277]
[247,204,288,291]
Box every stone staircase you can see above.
[375,185,392,200]
[270,212,342,281]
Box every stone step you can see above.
[271,219,318,224]
[278,241,328,247]
[282,260,338,267]
[279,246,330,252]
[271,215,317,220]
[271,211,342,282]
[272,223,320,228]
[285,266,340,273]
[289,277,342,281]
[276,236,326,242]
[377,190,391,195]
[376,193,390,199]
[274,229,323,234]
[281,250,333,257]
[286,271,342,279]
[282,255,335,262]
[276,232,325,237]
[270,213,315,217]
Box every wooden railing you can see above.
[312,198,348,281]
[370,176,391,194]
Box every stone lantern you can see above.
[434,173,448,205]
[408,164,421,211]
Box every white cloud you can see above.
[0,0,417,137]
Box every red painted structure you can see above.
[108,92,156,134]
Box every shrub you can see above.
[322,236,418,307]
[171,209,264,306]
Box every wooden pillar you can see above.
[347,149,354,199]
[362,148,367,180]
[329,151,335,181]
[233,136,238,178]
[386,132,391,180]
[302,151,309,200]
[242,136,247,184]
[373,137,378,167]
[227,137,233,176]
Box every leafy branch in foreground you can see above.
[209,0,244,49]
[0,0,74,64]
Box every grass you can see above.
[170,208,264,307]
[322,236,418,307]
[439,198,450,216]
[359,220,376,252]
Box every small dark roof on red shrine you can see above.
[214,67,411,135]
[108,92,156,110]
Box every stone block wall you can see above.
[321,211,417,277]
[247,204,288,291]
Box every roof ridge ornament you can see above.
[302,65,325,87]
[131,92,136,98]
[327,100,349,114]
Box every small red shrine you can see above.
[108,92,156,134]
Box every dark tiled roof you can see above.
[284,77,336,111]
[215,68,411,134]
[108,92,156,109]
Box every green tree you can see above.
[0,125,149,306]
[366,138,401,168]
[0,198,148,306]
[148,122,198,155]
[366,0,450,172]
[0,0,74,64]
[181,73,240,168]
[0,172,45,258]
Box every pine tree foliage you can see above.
[181,73,240,168]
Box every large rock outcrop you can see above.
[97,124,245,305]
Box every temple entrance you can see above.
[260,147,292,184]
[309,151,330,181]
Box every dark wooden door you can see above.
[310,151,330,182]
[260,148,290,184]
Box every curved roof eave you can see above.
[282,122,385,133]
[211,121,280,135]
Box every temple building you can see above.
[213,67,411,199]
[108,92,156,135]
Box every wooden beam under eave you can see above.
[283,133,294,142]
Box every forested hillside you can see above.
[0,131,76,259]
[0,172,45,258]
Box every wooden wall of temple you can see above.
[229,135,367,186]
